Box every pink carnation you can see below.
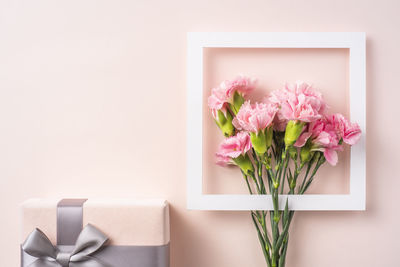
[268,81,327,123]
[327,113,362,145]
[232,101,278,133]
[208,75,256,111]
[223,75,256,97]
[215,153,233,166]
[216,132,252,166]
[294,118,342,166]
[208,87,229,111]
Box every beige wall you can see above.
[0,0,399,266]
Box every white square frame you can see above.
[187,32,366,211]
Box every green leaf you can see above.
[283,198,289,223]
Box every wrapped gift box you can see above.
[20,198,170,267]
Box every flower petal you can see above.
[324,149,338,166]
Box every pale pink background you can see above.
[0,1,399,267]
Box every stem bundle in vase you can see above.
[208,76,362,267]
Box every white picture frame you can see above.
[187,32,366,211]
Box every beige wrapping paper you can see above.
[20,198,170,246]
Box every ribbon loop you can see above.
[22,224,109,267]
[22,228,57,260]
[71,224,108,261]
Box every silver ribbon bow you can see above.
[22,224,110,267]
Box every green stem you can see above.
[289,162,303,194]
[278,235,289,267]
[268,147,288,267]
[271,145,276,159]
[261,211,272,249]
[243,172,272,266]
[249,171,262,194]
[275,212,293,251]
[298,160,313,194]
[299,157,325,194]
[251,212,272,267]
[280,155,289,194]
[271,186,281,266]
[277,156,326,264]
[266,168,275,192]
[244,175,253,195]
[252,150,266,194]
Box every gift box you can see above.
[20,198,170,267]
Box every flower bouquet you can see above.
[208,76,361,267]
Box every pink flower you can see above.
[215,153,233,166]
[208,76,256,111]
[323,149,339,167]
[343,123,361,145]
[223,75,256,97]
[232,101,278,133]
[208,87,229,111]
[316,132,343,166]
[294,118,342,166]
[216,132,252,165]
[327,113,362,145]
[268,81,327,123]
[294,119,325,147]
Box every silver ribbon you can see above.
[57,199,87,246]
[22,224,110,267]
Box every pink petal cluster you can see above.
[294,118,342,166]
[208,76,256,112]
[216,132,252,166]
[294,113,361,166]
[232,101,278,133]
[327,113,362,145]
[268,81,327,124]
[222,75,256,97]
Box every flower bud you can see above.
[250,131,267,155]
[233,154,254,175]
[300,141,313,163]
[288,146,297,160]
[284,120,305,147]
[265,126,273,148]
[215,109,235,137]
[230,91,245,115]
[289,179,296,190]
